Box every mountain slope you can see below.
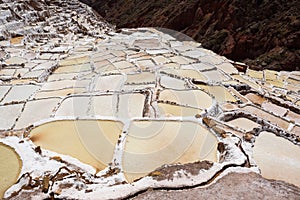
[80,0,300,71]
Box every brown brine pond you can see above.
[123,121,218,182]
[0,142,22,198]
[227,117,260,132]
[30,120,123,172]
[253,132,300,187]
[30,120,219,183]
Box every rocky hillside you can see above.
[80,0,300,71]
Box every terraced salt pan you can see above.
[245,93,265,105]
[47,73,86,81]
[227,88,249,104]
[160,75,187,90]
[0,85,11,100]
[181,49,206,58]
[5,56,26,65]
[10,36,24,45]
[117,93,146,118]
[30,120,123,172]
[152,55,170,64]
[241,105,290,130]
[286,83,300,92]
[113,61,134,69]
[161,69,207,82]
[136,60,156,70]
[202,70,228,82]
[261,102,287,117]
[93,59,111,69]
[191,63,216,71]
[55,96,90,117]
[164,63,180,69]
[266,79,285,88]
[33,61,57,71]
[41,80,89,91]
[159,89,213,109]
[247,69,264,79]
[94,74,125,92]
[227,118,260,132]
[221,103,239,111]
[0,68,15,77]
[119,67,138,74]
[15,98,60,129]
[171,56,195,65]
[158,103,202,117]
[123,120,218,182]
[197,85,237,103]
[265,70,278,80]
[1,85,40,104]
[59,55,90,66]
[287,77,300,85]
[23,70,45,80]
[127,52,149,61]
[217,62,238,74]
[34,88,86,99]
[291,126,300,136]
[126,72,156,84]
[133,38,161,49]
[0,104,24,130]
[200,55,223,65]
[286,111,300,124]
[122,84,155,91]
[96,65,118,74]
[232,75,261,90]
[0,142,22,198]
[89,95,117,116]
[54,63,92,73]
[253,132,300,187]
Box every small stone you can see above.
[149,171,162,177]
[42,175,50,193]
[55,188,62,195]
[202,117,216,128]
[244,133,254,141]
[195,114,202,118]
[34,146,42,154]
[50,156,63,162]
[217,142,225,153]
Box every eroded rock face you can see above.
[0,0,299,199]
[80,0,300,71]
